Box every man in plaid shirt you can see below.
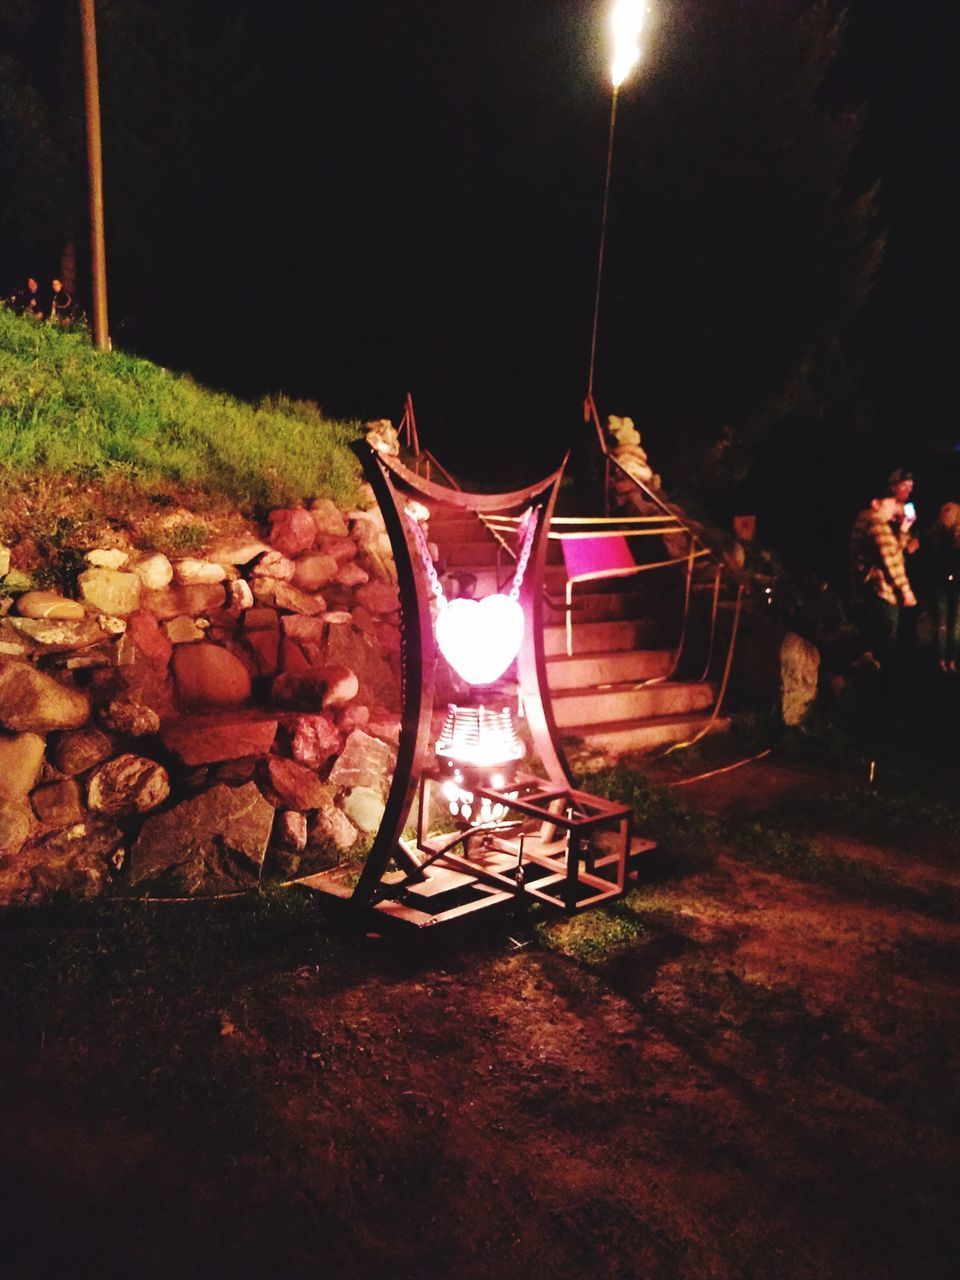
[849,493,917,665]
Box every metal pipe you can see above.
[79,0,110,352]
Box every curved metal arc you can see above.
[371,448,566,512]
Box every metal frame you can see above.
[348,441,578,920]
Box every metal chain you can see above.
[406,505,539,607]
[508,509,539,602]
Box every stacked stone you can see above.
[0,493,402,903]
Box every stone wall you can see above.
[0,493,402,903]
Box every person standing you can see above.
[849,491,917,667]
[926,502,960,673]
[49,277,75,322]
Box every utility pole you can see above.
[79,0,110,352]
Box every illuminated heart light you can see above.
[435,595,525,685]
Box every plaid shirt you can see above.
[849,507,912,605]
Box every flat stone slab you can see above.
[160,714,279,765]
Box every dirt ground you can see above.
[1,757,958,1280]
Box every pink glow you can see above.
[435,594,524,685]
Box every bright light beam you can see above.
[610,0,648,87]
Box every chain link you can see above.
[406,505,539,607]
[508,509,539,602]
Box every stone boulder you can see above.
[265,757,331,811]
[0,732,45,801]
[0,662,90,732]
[0,800,35,857]
[5,616,104,653]
[141,583,226,620]
[309,804,358,854]
[341,786,385,835]
[0,821,122,905]
[31,779,85,829]
[87,753,171,816]
[131,552,174,590]
[174,558,227,585]
[293,553,339,592]
[250,550,296,582]
[172,643,252,710]
[271,664,359,711]
[328,729,392,791]
[100,698,162,736]
[78,567,142,615]
[51,727,115,776]
[207,536,270,567]
[354,582,400,616]
[289,713,341,770]
[129,781,274,895]
[309,498,349,539]
[159,715,278,766]
[126,610,174,667]
[15,591,86,620]
[268,507,317,558]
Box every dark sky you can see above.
[4,1,954,494]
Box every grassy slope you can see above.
[0,308,363,520]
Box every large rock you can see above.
[0,800,35,857]
[315,535,357,565]
[0,821,121,905]
[250,550,296,582]
[309,804,358,853]
[0,732,45,801]
[159,715,278,765]
[172,643,252,710]
[780,632,820,727]
[324,623,400,712]
[335,561,369,587]
[272,664,358,711]
[51,727,115,776]
[268,507,317,558]
[289,714,341,770]
[129,781,275,895]
[78,567,142,615]
[275,811,308,854]
[100,698,161,736]
[5,616,104,652]
[140,583,226,620]
[31,779,85,829]
[0,662,90,732]
[126,610,174,667]
[15,591,85,620]
[87,753,171,816]
[309,498,349,539]
[328,729,392,791]
[272,582,325,615]
[86,547,130,570]
[265,757,332,810]
[281,615,326,645]
[244,629,280,678]
[341,786,385,835]
[354,582,400,616]
[292,552,339,592]
[174,558,227,585]
[130,552,174,590]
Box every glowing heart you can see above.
[435,595,525,685]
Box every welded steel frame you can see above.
[350,441,573,909]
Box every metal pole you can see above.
[79,0,110,352]
[586,85,619,410]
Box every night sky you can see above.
[2,1,954,509]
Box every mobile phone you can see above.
[903,501,916,522]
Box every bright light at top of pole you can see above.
[610,0,649,88]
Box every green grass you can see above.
[0,307,363,516]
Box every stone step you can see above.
[550,680,715,728]
[545,648,674,690]
[562,712,731,754]
[542,618,668,655]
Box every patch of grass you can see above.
[536,900,649,965]
[0,307,363,514]
[575,762,717,871]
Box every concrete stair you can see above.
[426,504,729,754]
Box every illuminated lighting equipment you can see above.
[435,594,525,686]
[586,2,652,409]
[407,505,537,687]
[435,704,524,773]
[610,0,649,87]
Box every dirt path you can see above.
[1,759,957,1279]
